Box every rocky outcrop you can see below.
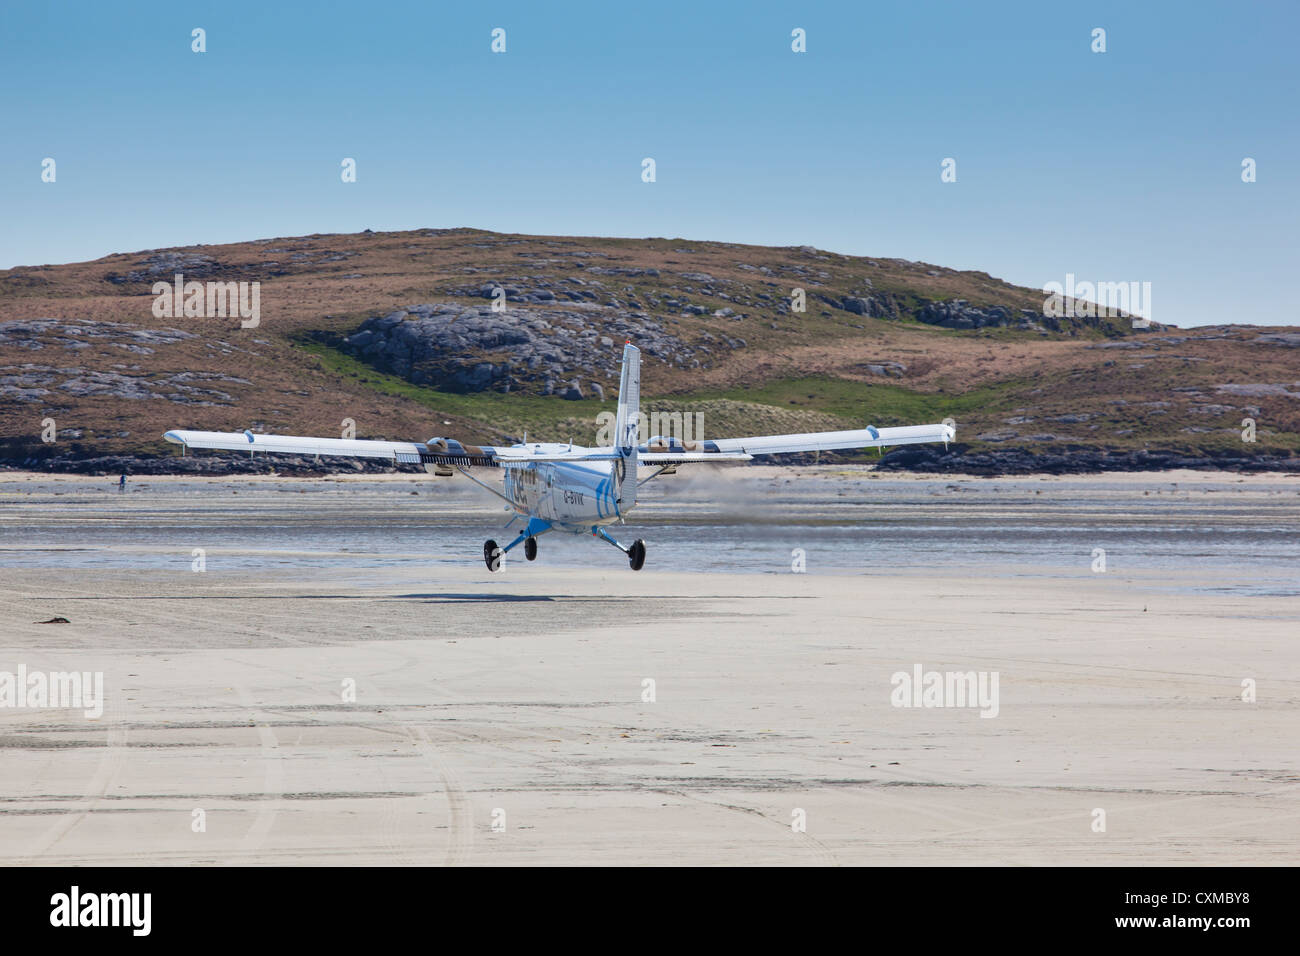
[813,292,897,318]
[862,361,906,378]
[104,252,224,285]
[0,366,246,404]
[0,320,236,404]
[341,302,701,394]
[1252,332,1300,347]
[915,300,1054,331]
[913,298,1162,334]
[0,318,196,352]
[807,293,1156,336]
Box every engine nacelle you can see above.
[640,435,699,454]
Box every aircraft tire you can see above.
[483,539,503,571]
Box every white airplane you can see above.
[165,344,955,571]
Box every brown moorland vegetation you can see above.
[1,227,1296,471]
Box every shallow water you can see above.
[1,471,1297,595]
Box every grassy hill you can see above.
[2,227,1297,471]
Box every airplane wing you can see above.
[492,449,622,462]
[163,430,502,466]
[638,422,954,458]
[639,451,753,463]
[164,430,756,467]
[489,450,750,463]
[166,421,952,465]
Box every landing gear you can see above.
[483,539,503,572]
[483,518,552,570]
[593,526,647,571]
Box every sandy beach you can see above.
[0,469,1296,865]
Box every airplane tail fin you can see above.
[612,343,640,510]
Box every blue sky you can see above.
[1,0,1296,327]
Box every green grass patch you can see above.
[291,336,1042,449]
[292,333,611,440]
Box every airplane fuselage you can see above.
[471,443,630,532]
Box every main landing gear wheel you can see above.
[524,537,538,561]
[483,539,503,572]
[628,539,646,571]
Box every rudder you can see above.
[612,344,640,510]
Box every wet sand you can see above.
[0,470,1296,865]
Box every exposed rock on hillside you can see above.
[0,318,196,352]
[0,366,246,404]
[918,300,1046,331]
[342,302,721,394]
[104,252,224,285]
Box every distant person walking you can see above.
[118,473,127,493]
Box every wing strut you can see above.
[637,464,677,488]
[455,463,515,506]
